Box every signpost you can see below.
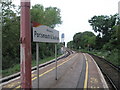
[36,43,39,88]
[61,33,65,43]
[55,44,57,80]
[61,33,65,39]
[33,25,59,43]
[61,33,65,54]
[32,24,59,88]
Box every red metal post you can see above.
[20,0,32,89]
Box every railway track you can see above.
[89,53,120,90]
[0,50,73,85]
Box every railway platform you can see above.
[2,53,109,89]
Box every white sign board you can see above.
[33,25,59,43]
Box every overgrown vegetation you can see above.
[78,49,119,66]
[2,54,61,77]
[67,14,120,66]
[2,2,62,76]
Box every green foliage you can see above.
[67,41,74,49]
[73,32,82,49]
[31,4,62,61]
[88,14,119,49]
[2,64,20,77]
[72,31,95,50]
[2,54,61,77]
[91,14,120,66]
[88,14,117,36]
[2,2,20,70]
[31,4,62,28]
[105,49,119,66]
[2,2,62,72]
[81,49,119,66]
[68,13,119,67]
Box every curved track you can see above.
[89,54,120,90]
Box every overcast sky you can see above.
[12,0,119,44]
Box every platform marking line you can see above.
[2,54,68,87]
[15,54,78,89]
[83,53,88,89]
[3,81,20,88]
[87,54,108,88]
[15,85,20,89]
[32,54,77,81]
[90,77,98,84]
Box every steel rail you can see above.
[89,54,120,90]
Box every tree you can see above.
[67,41,74,49]
[2,3,62,70]
[2,2,20,69]
[88,14,119,49]
[31,4,62,28]
[73,32,82,49]
[31,4,62,60]
[103,25,120,51]
[72,31,96,50]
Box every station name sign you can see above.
[33,25,59,43]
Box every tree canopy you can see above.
[68,31,96,50]
[67,14,120,51]
[67,14,120,66]
[2,2,20,69]
[88,14,119,44]
[30,4,62,60]
[2,2,62,70]
[31,4,62,28]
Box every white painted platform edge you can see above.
[87,54,109,89]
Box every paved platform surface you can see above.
[2,53,108,89]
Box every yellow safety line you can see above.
[15,54,77,89]
[32,57,72,81]
[83,53,88,89]
[15,85,21,88]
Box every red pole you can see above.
[20,0,32,89]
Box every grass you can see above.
[79,49,119,66]
[2,54,62,77]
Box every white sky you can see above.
[12,0,119,44]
